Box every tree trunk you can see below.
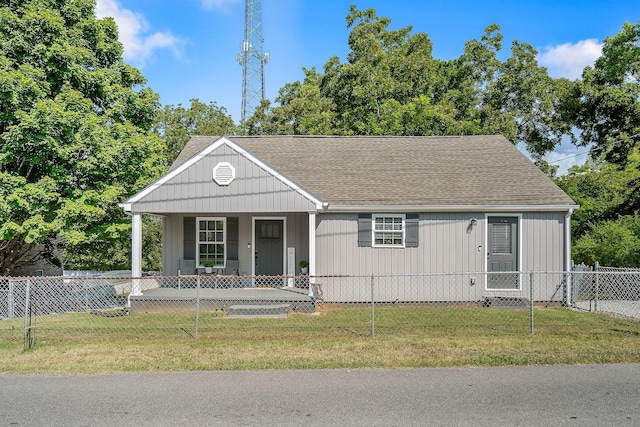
[0,238,38,276]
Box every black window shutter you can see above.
[405,214,419,248]
[358,214,372,247]
[227,217,239,260]
[183,217,196,259]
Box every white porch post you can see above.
[131,212,143,296]
[308,212,316,296]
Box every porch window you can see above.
[372,214,405,247]
[197,217,226,268]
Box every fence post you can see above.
[570,261,575,306]
[195,275,201,339]
[23,279,32,349]
[370,275,375,337]
[8,280,14,318]
[529,272,534,335]
[594,262,599,312]
[570,261,577,306]
[566,261,572,307]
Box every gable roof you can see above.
[165,134,575,210]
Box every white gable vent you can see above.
[213,162,236,186]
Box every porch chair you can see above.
[310,282,323,303]
[225,259,239,276]
[178,258,196,276]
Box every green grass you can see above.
[1,306,639,374]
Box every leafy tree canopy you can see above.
[247,6,570,159]
[572,215,640,267]
[564,21,640,166]
[153,98,238,165]
[556,150,640,266]
[557,152,640,237]
[0,0,165,273]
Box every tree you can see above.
[556,151,640,267]
[245,67,336,135]
[0,0,165,274]
[557,156,640,238]
[153,99,238,165]
[572,215,640,267]
[247,6,568,157]
[551,21,640,267]
[535,159,559,178]
[565,21,640,166]
[61,214,162,271]
[320,6,440,135]
[484,40,571,156]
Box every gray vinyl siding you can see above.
[520,211,566,302]
[163,215,184,276]
[478,212,566,301]
[162,212,309,276]
[162,210,566,301]
[316,212,567,302]
[317,212,566,275]
[316,213,486,276]
[286,213,309,274]
[520,211,565,272]
[130,144,316,213]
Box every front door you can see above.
[487,216,519,289]
[254,219,284,279]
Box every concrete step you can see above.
[227,304,290,318]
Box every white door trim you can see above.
[484,213,522,291]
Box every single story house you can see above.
[120,135,578,302]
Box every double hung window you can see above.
[372,214,405,247]
[197,217,225,267]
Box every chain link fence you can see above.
[1,268,638,349]
[572,263,640,320]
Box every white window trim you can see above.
[196,217,226,268]
[372,214,406,248]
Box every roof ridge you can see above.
[160,134,575,208]
[223,134,480,139]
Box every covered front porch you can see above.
[125,211,319,298]
[129,285,317,315]
[119,136,328,298]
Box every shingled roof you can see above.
[170,135,576,208]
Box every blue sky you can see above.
[95,0,640,173]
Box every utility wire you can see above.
[546,150,590,164]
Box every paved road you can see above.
[1,364,639,426]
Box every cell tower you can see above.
[237,0,269,122]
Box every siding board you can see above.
[130,144,316,214]
[162,212,309,277]
[317,213,487,276]
[316,212,566,302]
[520,212,564,272]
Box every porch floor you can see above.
[129,286,316,314]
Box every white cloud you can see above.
[95,0,183,68]
[544,147,590,175]
[537,39,603,80]
[519,139,590,176]
[200,0,242,11]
